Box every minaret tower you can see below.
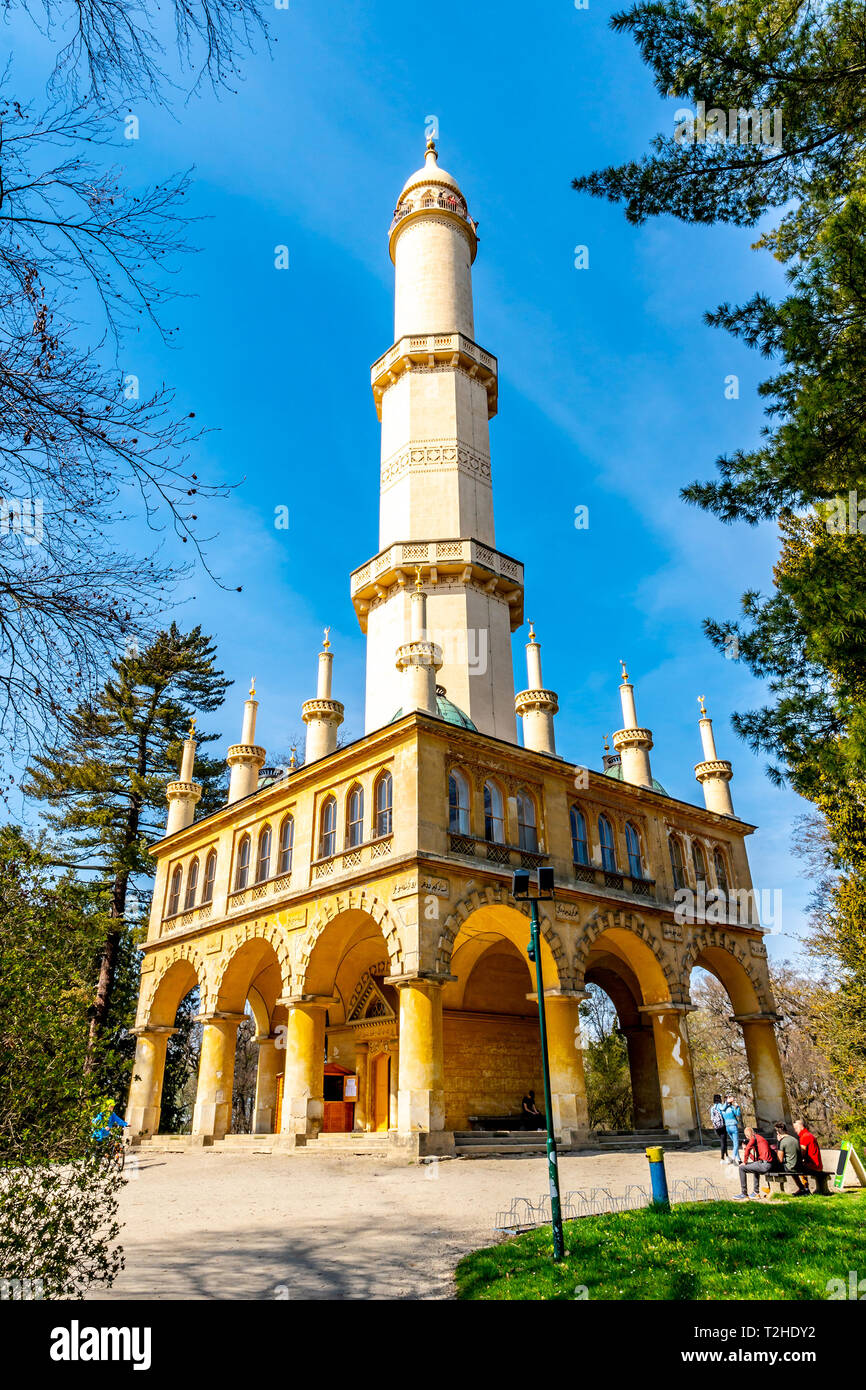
[694,695,735,815]
[515,623,559,755]
[302,629,345,763]
[166,718,202,834]
[227,680,266,804]
[351,140,524,739]
[395,569,443,715]
[612,661,655,789]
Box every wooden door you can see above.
[372,1054,390,1132]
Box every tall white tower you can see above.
[351,140,524,738]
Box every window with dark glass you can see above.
[483,780,505,843]
[375,772,393,838]
[235,834,251,891]
[517,790,538,852]
[599,814,617,872]
[202,850,217,903]
[669,835,686,890]
[449,770,470,836]
[713,848,729,895]
[183,857,199,910]
[625,822,642,879]
[347,785,364,848]
[570,806,589,866]
[167,865,182,916]
[319,796,337,859]
[256,824,272,882]
[278,816,294,875]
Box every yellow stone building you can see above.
[126,141,789,1157]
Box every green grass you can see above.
[455,1191,866,1301]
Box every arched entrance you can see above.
[285,909,398,1138]
[584,953,663,1131]
[442,902,588,1139]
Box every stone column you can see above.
[125,1027,174,1138]
[192,1014,242,1140]
[280,1000,327,1138]
[388,1043,399,1130]
[646,1004,698,1140]
[253,1034,282,1135]
[545,994,589,1142]
[395,978,445,1135]
[737,1014,790,1127]
[621,1023,664,1129]
[354,1041,370,1132]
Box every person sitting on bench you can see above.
[521,1090,544,1131]
[793,1119,823,1193]
[733,1126,774,1199]
[774,1121,809,1194]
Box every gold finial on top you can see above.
[249,676,256,699]
[603,732,610,752]
[528,621,537,643]
[187,716,196,740]
[323,626,331,650]
[620,659,629,683]
[426,135,437,154]
[289,744,298,770]
[414,565,424,591]
[698,694,707,718]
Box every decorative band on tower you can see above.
[227,680,267,804]
[166,717,202,834]
[515,623,558,755]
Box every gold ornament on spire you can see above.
[289,745,298,771]
[528,621,537,643]
[249,676,256,699]
[698,694,707,718]
[620,660,629,683]
[187,716,196,740]
[323,626,331,650]
[414,566,424,591]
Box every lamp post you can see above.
[512,866,565,1263]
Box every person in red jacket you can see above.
[793,1119,823,1193]
[733,1127,775,1199]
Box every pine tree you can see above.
[24,623,231,1070]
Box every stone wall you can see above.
[443,1012,542,1130]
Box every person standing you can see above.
[710,1093,728,1163]
[720,1095,742,1164]
[774,1122,809,1195]
[733,1127,774,1199]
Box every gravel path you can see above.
[90,1145,734,1301]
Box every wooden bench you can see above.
[764,1169,835,1196]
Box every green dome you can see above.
[391,690,476,730]
[604,762,669,796]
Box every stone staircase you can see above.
[296,1132,392,1155]
[587,1127,690,1153]
[454,1130,551,1158]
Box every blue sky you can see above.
[9,1,812,960]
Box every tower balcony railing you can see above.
[448,832,548,871]
[572,861,657,902]
[389,198,477,236]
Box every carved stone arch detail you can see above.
[575,909,682,1001]
[294,889,405,991]
[139,940,211,1024]
[433,881,573,988]
[211,919,293,1005]
[679,927,770,1010]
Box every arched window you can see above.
[374,771,393,838]
[202,849,217,904]
[183,857,199,910]
[483,780,505,844]
[167,864,182,916]
[669,834,686,890]
[346,784,364,848]
[570,806,589,866]
[256,824,272,882]
[278,815,294,875]
[625,823,642,879]
[449,770,470,836]
[598,814,616,872]
[235,834,251,891]
[713,847,729,895]
[319,795,337,859]
[517,790,538,852]
[692,841,707,885]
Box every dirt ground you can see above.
[91,1144,736,1301]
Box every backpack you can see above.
[710,1103,723,1129]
